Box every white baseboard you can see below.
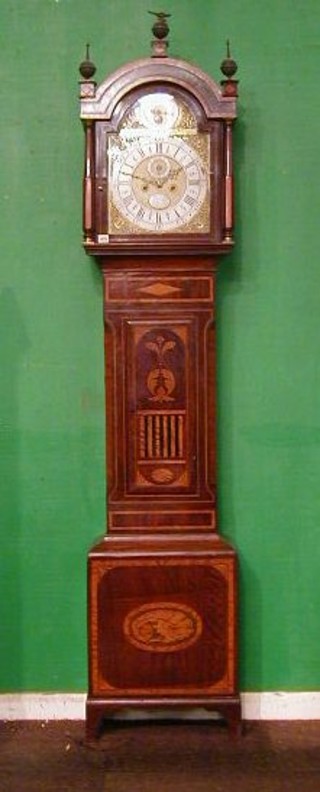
[242,692,320,720]
[0,692,319,721]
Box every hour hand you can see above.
[131,173,160,188]
[168,165,183,178]
[160,165,183,185]
[132,173,163,189]
[122,172,151,186]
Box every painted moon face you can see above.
[137,93,180,132]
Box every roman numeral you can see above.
[184,195,196,207]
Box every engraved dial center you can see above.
[132,154,186,211]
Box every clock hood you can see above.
[79,56,237,123]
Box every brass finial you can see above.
[79,44,96,80]
[220,40,238,97]
[149,11,171,57]
[220,40,238,78]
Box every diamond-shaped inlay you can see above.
[138,282,180,297]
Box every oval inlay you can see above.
[151,468,175,484]
[123,602,202,653]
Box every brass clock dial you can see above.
[107,92,211,235]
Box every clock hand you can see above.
[121,165,183,190]
[124,172,160,188]
[121,171,150,185]
[146,167,183,189]
[155,165,183,187]
[133,173,167,189]
[168,165,183,178]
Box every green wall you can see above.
[1,0,319,693]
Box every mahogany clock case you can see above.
[79,29,241,739]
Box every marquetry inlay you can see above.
[123,602,203,653]
[138,282,181,297]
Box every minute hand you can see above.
[130,173,161,188]
[160,165,184,185]
[140,165,184,190]
[121,172,152,186]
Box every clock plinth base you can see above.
[87,533,241,740]
[85,695,242,741]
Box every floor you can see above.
[0,719,319,791]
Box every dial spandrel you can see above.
[107,92,211,235]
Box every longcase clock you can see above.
[79,13,241,739]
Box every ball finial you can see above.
[220,40,238,78]
[79,44,96,80]
[149,11,171,57]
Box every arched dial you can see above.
[110,137,208,233]
[107,91,211,235]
